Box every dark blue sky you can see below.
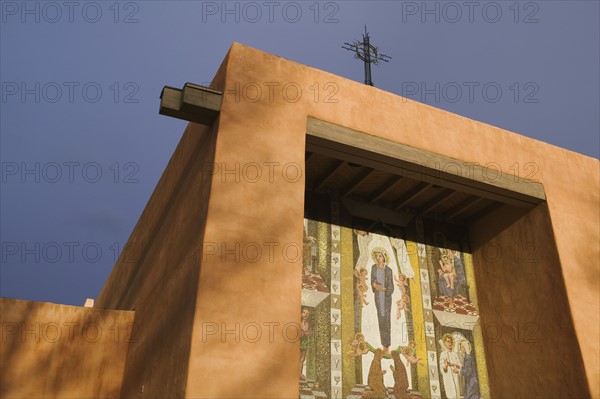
[1,1,599,306]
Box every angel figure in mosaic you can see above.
[400,341,422,365]
[354,267,370,306]
[439,333,462,399]
[347,332,370,357]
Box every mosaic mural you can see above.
[300,213,489,399]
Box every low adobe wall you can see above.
[0,298,134,398]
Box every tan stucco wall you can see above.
[95,121,218,398]
[91,56,230,398]
[184,43,598,397]
[0,298,133,398]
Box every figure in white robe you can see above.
[439,333,463,399]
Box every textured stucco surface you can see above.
[95,121,218,398]
[0,298,133,398]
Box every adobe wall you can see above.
[0,298,133,398]
[185,43,598,397]
[94,121,218,398]
[92,54,231,398]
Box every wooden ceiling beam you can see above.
[394,182,431,210]
[467,202,504,223]
[444,196,483,220]
[368,175,404,203]
[340,167,376,197]
[305,152,315,164]
[420,189,457,215]
[315,160,346,191]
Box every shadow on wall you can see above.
[469,203,591,398]
[0,298,134,399]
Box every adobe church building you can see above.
[1,43,598,399]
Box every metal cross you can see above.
[342,26,391,86]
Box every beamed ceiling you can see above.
[304,118,546,228]
[305,150,500,226]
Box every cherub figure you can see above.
[396,294,410,319]
[438,254,457,290]
[347,332,369,357]
[401,343,422,365]
[395,273,409,294]
[354,267,369,306]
